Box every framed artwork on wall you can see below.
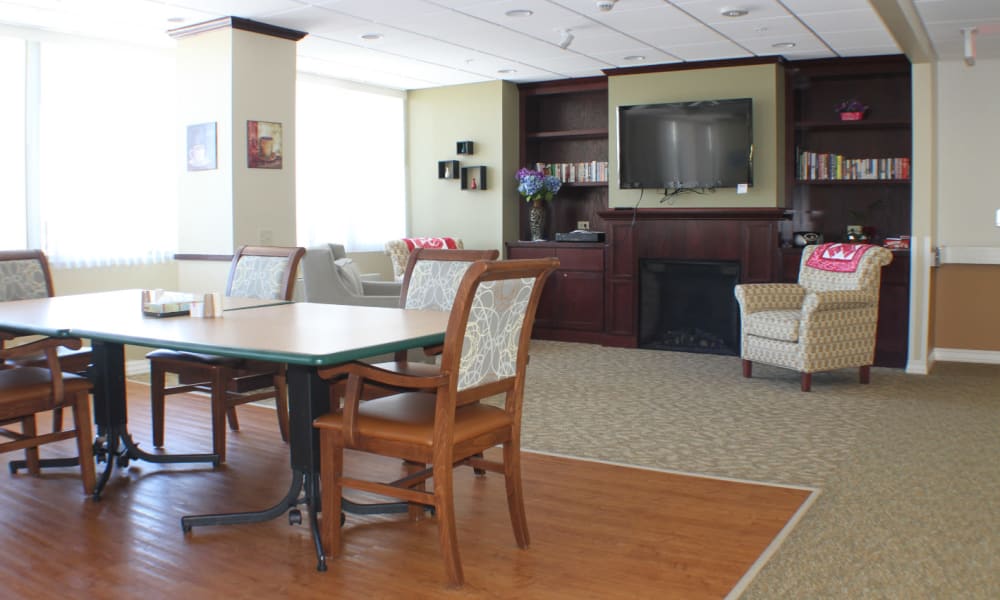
[247,120,283,169]
[187,122,217,171]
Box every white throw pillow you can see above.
[333,257,364,296]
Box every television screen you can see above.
[618,98,753,191]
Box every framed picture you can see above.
[186,122,217,171]
[247,120,283,169]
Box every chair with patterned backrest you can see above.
[1,332,96,495]
[734,243,893,391]
[384,237,464,282]
[313,257,559,587]
[146,245,305,463]
[0,250,92,431]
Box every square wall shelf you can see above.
[438,160,459,179]
[460,166,486,190]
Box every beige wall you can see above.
[607,63,784,209]
[406,80,519,253]
[928,58,1000,358]
[934,58,1000,246]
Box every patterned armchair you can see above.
[734,243,893,391]
[384,237,463,281]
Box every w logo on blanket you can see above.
[804,243,874,273]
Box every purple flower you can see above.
[516,167,560,202]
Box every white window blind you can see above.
[0,36,27,250]
[295,75,406,252]
[35,37,177,267]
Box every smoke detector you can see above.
[596,0,618,12]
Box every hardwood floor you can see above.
[1,382,811,599]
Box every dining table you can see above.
[0,289,449,570]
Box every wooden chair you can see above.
[146,245,305,463]
[314,257,559,587]
[330,247,501,402]
[0,250,92,430]
[0,332,96,496]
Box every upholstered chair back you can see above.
[797,244,892,294]
[0,250,54,302]
[226,246,305,301]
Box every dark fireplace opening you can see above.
[639,259,741,356]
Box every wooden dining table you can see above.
[0,289,449,570]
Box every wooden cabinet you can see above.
[783,55,912,368]
[506,242,606,343]
[518,78,608,240]
[780,247,909,368]
[785,56,912,246]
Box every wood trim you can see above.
[168,16,307,41]
[603,56,783,77]
[518,76,608,96]
[599,207,790,221]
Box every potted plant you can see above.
[516,168,561,241]
[835,98,868,121]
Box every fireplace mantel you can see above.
[599,207,789,222]
[598,206,788,346]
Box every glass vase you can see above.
[529,199,546,241]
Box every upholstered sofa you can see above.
[302,243,401,307]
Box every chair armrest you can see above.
[802,290,876,313]
[734,284,805,313]
[0,334,82,360]
[361,280,402,296]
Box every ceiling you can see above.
[0,0,998,90]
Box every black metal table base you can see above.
[92,430,220,499]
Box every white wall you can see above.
[935,58,1000,247]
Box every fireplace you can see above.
[638,259,741,356]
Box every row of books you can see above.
[535,161,609,183]
[797,150,911,181]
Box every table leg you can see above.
[89,341,219,498]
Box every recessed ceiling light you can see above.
[721,8,749,17]
[166,17,185,24]
[772,42,796,49]
[361,33,383,41]
[498,68,517,74]
[624,55,646,61]
[505,9,533,18]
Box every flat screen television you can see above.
[618,98,753,191]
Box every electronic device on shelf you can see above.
[555,230,605,243]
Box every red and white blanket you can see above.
[804,243,874,273]
[402,237,459,251]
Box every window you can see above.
[2,32,178,267]
[0,36,26,250]
[296,75,406,252]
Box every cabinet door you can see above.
[553,270,604,331]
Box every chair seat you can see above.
[315,392,512,447]
[145,349,244,368]
[744,309,801,342]
[8,345,92,374]
[366,360,442,378]
[0,368,90,420]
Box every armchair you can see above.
[734,243,893,391]
[302,244,401,308]
[384,237,463,281]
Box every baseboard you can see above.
[930,347,1000,365]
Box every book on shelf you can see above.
[796,149,910,181]
[535,161,609,183]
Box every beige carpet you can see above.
[514,341,1000,598]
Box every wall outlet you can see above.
[576,221,590,230]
